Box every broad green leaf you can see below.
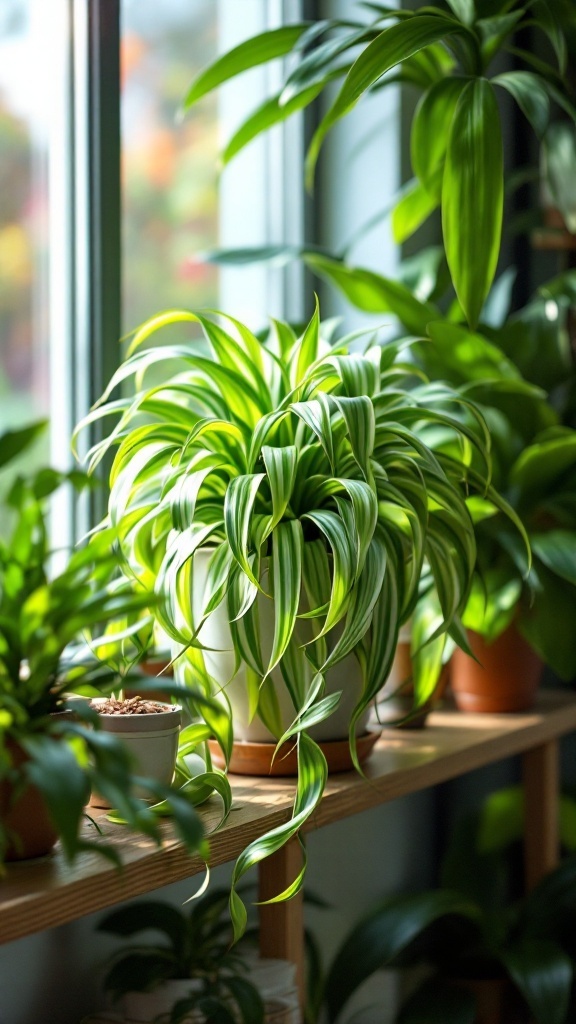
[304,253,440,335]
[0,421,47,470]
[392,178,439,243]
[442,79,503,328]
[478,11,525,67]
[97,900,188,948]
[182,25,309,109]
[493,71,550,139]
[501,940,572,1024]
[510,435,576,508]
[324,890,481,1023]
[445,0,475,25]
[23,735,89,860]
[518,562,576,680]
[398,977,476,1024]
[543,123,576,233]
[531,530,576,587]
[306,15,459,189]
[221,83,324,167]
[424,321,520,384]
[411,78,466,194]
[281,23,373,102]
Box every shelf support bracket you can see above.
[522,739,559,890]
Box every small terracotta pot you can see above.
[451,626,542,713]
[0,739,59,861]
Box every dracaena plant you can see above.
[181,0,576,328]
[0,423,206,867]
[77,300,496,937]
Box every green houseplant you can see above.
[96,888,266,1024]
[314,815,576,1024]
[0,423,206,866]
[181,0,576,329]
[77,301,508,934]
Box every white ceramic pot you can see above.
[245,954,299,1024]
[183,551,370,743]
[90,700,181,806]
[122,980,202,1022]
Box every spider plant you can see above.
[181,0,576,328]
[76,300,508,937]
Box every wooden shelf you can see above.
[1,690,576,947]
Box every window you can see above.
[0,0,52,465]
[0,0,306,526]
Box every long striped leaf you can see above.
[229,734,327,940]
[294,296,320,386]
[224,474,265,587]
[303,510,355,635]
[261,445,298,536]
[321,533,387,672]
[332,395,375,480]
[266,520,304,676]
[290,399,335,472]
[335,479,378,578]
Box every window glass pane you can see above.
[121,0,219,332]
[0,0,50,458]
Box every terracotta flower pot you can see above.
[0,739,59,861]
[0,711,75,862]
[451,626,542,713]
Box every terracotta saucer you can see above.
[207,729,381,777]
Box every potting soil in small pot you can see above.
[90,697,181,806]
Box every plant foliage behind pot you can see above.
[181,0,576,328]
[78,301,512,936]
[0,423,207,866]
[318,806,576,1024]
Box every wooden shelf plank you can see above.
[1,690,575,946]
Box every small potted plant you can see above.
[0,424,206,864]
[76,299,504,934]
[95,887,300,1023]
